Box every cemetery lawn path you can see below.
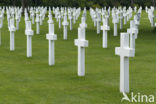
[0,11,155,104]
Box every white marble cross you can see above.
[74,27,88,76]
[46,17,57,66]
[9,18,16,51]
[101,16,110,48]
[36,13,40,34]
[115,33,135,93]
[112,14,119,36]
[25,21,34,57]
[62,13,68,40]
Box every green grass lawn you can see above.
[0,11,156,104]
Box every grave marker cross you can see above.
[115,33,135,93]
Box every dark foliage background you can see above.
[0,0,155,9]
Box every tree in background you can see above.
[0,0,155,9]
[131,0,134,7]
[152,0,155,7]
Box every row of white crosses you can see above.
[90,6,140,92]
[27,7,47,35]
[0,6,88,77]
[53,7,80,28]
[24,7,46,57]
[112,7,133,36]
[0,6,145,95]
[53,7,81,40]
[90,7,134,37]
[4,7,23,51]
[25,6,83,66]
[0,7,142,93]
[90,8,110,35]
[6,7,22,30]
[89,7,135,49]
[75,16,88,76]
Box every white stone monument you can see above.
[112,14,119,36]
[46,17,57,66]
[9,18,16,51]
[101,16,110,48]
[74,27,88,76]
[36,13,40,34]
[25,21,34,57]
[62,13,68,40]
[115,33,135,93]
